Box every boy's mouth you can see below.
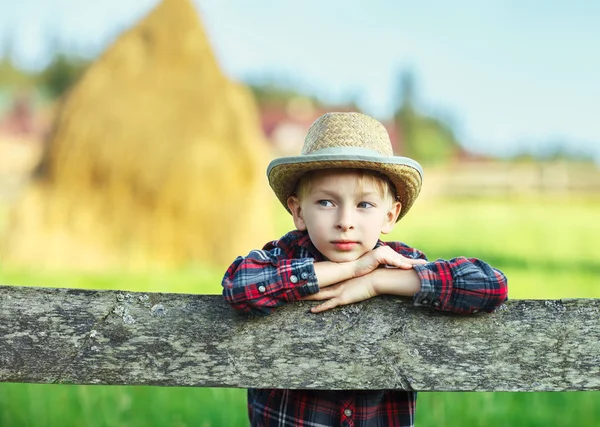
[331,241,358,251]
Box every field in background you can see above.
[1,194,599,426]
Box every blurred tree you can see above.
[247,80,321,108]
[246,77,363,112]
[0,49,35,88]
[394,70,460,164]
[38,53,90,99]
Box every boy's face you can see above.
[287,169,401,263]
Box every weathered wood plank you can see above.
[1,285,599,391]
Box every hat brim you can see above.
[267,153,423,221]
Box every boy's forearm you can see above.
[313,262,423,294]
[313,261,356,288]
[372,267,422,296]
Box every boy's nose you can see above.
[336,208,354,231]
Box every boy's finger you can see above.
[311,299,339,313]
[385,257,411,268]
[302,289,336,301]
[398,258,427,266]
[382,260,416,269]
[407,258,428,264]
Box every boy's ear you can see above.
[287,196,307,231]
[381,201,402,234]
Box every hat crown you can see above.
[302,112,393,157]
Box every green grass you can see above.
[0,263,226,295]
[0,384,248,427]
[392,195,600,299]
[417,392,600,427]
[1,195,599,426]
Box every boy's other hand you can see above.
[302,274,376,313]
[353,246,426,278]
[303,266,422,313]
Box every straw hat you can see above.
[267,112,423,221]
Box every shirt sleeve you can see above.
[412,257,508,314]
[386,242,508,314]
[221,243,320,315]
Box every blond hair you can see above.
[295,168,396,203]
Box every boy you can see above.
[222,112,508,427]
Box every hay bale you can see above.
[2,0,274,270]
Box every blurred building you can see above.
[0,89,50,202]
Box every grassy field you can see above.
[1,194,599,426]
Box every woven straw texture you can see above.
[302,112,393,156]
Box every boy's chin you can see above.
[323,251,363,263]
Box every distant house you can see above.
[0,88,50,143]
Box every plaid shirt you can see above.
[222,230,508,427]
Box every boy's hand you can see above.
[352,246,426,278]
[303,266,422,313]
[303,274,376,313]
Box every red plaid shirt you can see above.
[222,230,508,427]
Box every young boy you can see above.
[222,112,508,427]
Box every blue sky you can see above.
[1,0,599,159]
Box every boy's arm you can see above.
[222,249,319,315]
[307,244,508,314]
[222,241,423,315]
[409,256,508,314]
[314,245,424,287]
[387,242,508,314]
[305,267,421,313]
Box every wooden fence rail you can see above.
[1,285,599,392]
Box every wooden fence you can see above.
[424,162,600,197]
[1,285,599,392]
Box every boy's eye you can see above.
[358,201,375,209]
[318,200,334,207]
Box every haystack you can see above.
[2,0,274,270]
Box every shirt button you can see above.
[301,272,308,279]
[344,409,352,417]
[258,285,266,292]
[290,275,298,283]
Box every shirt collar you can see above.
[374,239,386,249]
[294,230,324,260]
